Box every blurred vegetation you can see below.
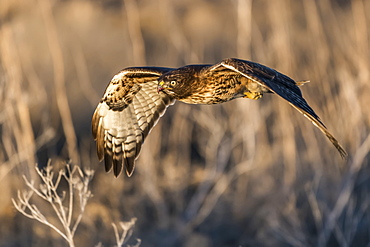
[0,0,369,246]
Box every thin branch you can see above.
[12,161,93,247]
[112,218,139,247]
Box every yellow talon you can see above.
[244,91,263,100]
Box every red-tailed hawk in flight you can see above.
[92,58,347,177]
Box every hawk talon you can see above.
[244,91,263,100]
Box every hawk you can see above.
[92,58,347,177]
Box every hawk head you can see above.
[157,65,204,100]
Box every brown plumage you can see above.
[92,58,347,177]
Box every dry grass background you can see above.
[0,0,369,246]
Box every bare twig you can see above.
[37,0,80,164]
[112,218,141,247]
[122,0,146,65]
[318,134,370,247]
[12,161,94,247]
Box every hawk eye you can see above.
[170,81,177,86]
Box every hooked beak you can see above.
[157,80,165,93]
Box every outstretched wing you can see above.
[92,67,175,177]
[215,58,347,158]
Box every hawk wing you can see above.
[92,67,175,177]
[212,58,347,158]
